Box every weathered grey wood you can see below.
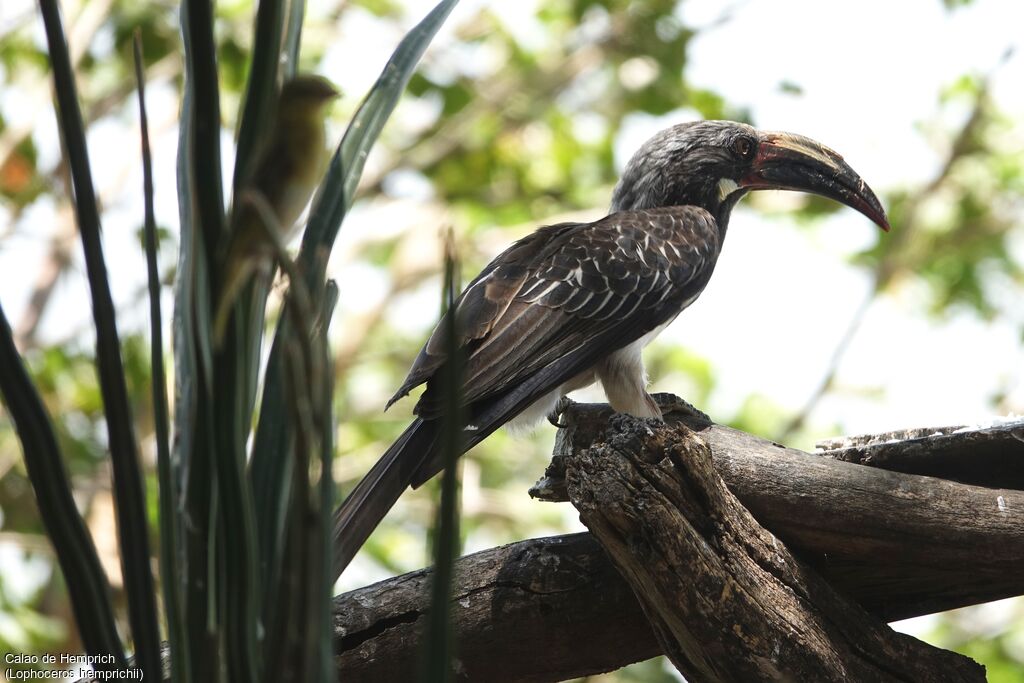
[536,399,1024,620]
[332,402,1021,682]
[562,412,985,683]
[332,534,657,682]
[817,419,1024,489]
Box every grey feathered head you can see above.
[610,121,890,232]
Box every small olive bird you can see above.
[332,120,890,579]
[213,75,339,345]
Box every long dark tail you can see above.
[331,354,593,580]
[331,418,438,581]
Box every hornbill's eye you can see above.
[732,136,755,159]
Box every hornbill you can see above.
[332,120,889,579]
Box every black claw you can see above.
[547,396,575,428]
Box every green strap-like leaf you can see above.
[210,347,261,682]
[315,281,339,682]
[134,33,186,683]
[38,1,160,677]
[233,0,286,192]
[178,0,224,677]
[283,0,305,79]
[267,279,338,683]
[303,0,460,268]
[0,303,126,668]
[250,0,460,605]
[181,0,226,269]
[217,10,298,671]
[421,242,464,683]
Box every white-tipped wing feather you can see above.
[393,206,721,418]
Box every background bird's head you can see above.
[252,74,339,218]
[271,75,340,154]
[611,120,890,232]
[278,74,340,118]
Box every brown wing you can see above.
[388,206,721,417]
[385,220,576,407]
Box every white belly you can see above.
[506,314,680,432]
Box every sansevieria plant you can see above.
[0,0,463,680]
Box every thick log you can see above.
[332,534,658,682]
[333,402,1023,681]
[562,412,984,682]
[817,420,1024,489]
[535,399,1024,620]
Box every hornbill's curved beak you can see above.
[741,132,891,231]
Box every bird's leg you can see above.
[596,353,664,420]
[596,352,711,423]
[547,395,575,428]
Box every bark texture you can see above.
[536,400,1024,620]
[332,534,657,682]
[562,411,984,682]
[818,420,1024,489]
[332,402,1023,681]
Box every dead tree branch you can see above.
[561,411,984,682]
[539,399,1024,619]
[332,401,1023,681]
[333,534,657,682]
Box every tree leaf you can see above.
[38,1,160,676]
[0,303,126,668]
[249,0,460,612]
[134,31,186,683]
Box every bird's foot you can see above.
[653,393,712,423]
[547,396,576,428]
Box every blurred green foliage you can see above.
[854,73,1024,319]
[0,0,1021,679]
[928,600,1024,683]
